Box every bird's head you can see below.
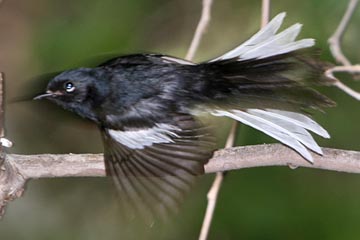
[34,67,108,121]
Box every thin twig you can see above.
[325,65,360,100]
[327,65,360,74]
[261,0,271,28]
[327,0,360,98]
[199,2,272,238]
[333,80,360,100]
[185,0,213,61]
[183,1,216,236]
[328,0,359,66]
[182,0,216,237]
[199,122,237,240]
[199,172,223,240]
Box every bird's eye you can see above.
[64,81,75,93]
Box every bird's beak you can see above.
[33,90,59,100]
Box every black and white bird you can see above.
[35,13,335,222]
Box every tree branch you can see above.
[205,144,360,174]
[5,144,360,178]
[1,145,359,208]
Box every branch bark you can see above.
[6,145,360,177]
[0,144,359,193]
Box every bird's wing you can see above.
[100,114,214,224]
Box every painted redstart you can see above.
[34,13,335,222]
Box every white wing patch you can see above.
[0,137,13,148]
[211,12,314,62]
[211,109,330,162]
[108,124,181,149]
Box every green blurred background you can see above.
[0,0,359,239]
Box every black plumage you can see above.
[34,13,335,223]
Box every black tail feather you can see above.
[198,50,335,112]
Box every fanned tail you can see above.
[195,13,335,162]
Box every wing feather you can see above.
[101,114,214,223]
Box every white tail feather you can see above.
[262,109,330,138]
[211,12,286,61]
[247,109,323,155]
[211,109,330,162]
[212,109,313,161]
[211,12,314,62]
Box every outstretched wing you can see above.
[100,114,214,224]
